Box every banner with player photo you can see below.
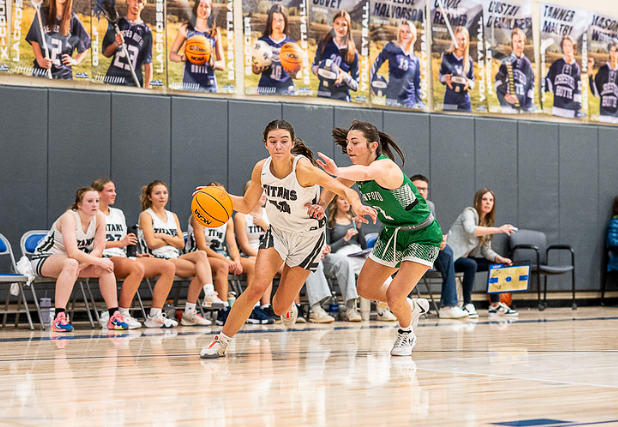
[308,0,370,103]
[0,0,10,74]
[586,12,618,124]
[539,2,589,119]
[243,0,309,96]
[369,0,429,110]
[91,0,166,89]
[482,0,538,114]
[167,0,234,93]
[430,0,485,113]
[9,0,91,81]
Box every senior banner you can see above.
[0,0,10,73]
[91,0,166,90]
[9,0,91,81]
[483,0,538,114]
[243,0,310,96]
[167,0,234,93]
[586,12,618,124]
[308,0,371,103]
[539,2,589,119]
[369,0,429,110]
[430,0,485,113]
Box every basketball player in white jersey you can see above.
[139,180,215,326]
[200,119,376,359]
[31,187,128,332]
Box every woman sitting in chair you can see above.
[30,187,128,332]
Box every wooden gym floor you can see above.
[1,306,617,426]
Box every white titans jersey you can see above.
[139,208,181,259]
[261,155,324,233]
[103,207,127,258]
[33,210,97,257]
[186,217,228,255]
[243,207,268,254]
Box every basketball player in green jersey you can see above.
[311,120,442,356]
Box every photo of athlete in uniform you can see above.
[588,41,618,123]
[252,4,300,96]
[169,0,224,92]
[544,35,582,119]
[200,120,376,359]
[370,20,424,109]
[439,26,474,112]
[311,120,441,356]
[101,0,152,88]
[494,28,535,113]
[26,0,91,79]
[312,11,359,102]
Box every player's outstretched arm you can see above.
[229,161,266,215]
[317,152,399,184]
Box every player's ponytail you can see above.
[69,187,97,211]
[291,138,317,166]
[140,180,168,211]
[332,120,405,166]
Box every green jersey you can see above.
[357,155,431,228]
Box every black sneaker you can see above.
[216,307,230,326]
[247,306,275,324]
[261,304,281,323]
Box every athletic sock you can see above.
[119,307,130,317]
[149,308,161,317]
[185,302,196,315]
[203,284,214,294]
[346,299,357,310]
[108,307,119,318]
[218,333,231,344]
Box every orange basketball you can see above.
[185,35,212,65]
[191,187,233,228]
[279,42,303,73]
[487,292,513,306]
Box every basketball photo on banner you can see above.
[167,0,234,93]
[539,2,589,119]
[11,0,91,80]
[243,0,310,96]
[586,11,618,124]
[91,0,164,89]
[309,0,370,103]
[483,0,539,114]
[430,0,485,113]
[369,0,429,110]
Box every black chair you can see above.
[509,229,575,311]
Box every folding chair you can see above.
[0,233,35,330]
[20,230,96,328]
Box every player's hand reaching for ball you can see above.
[316,152,339,176]
[354,204,377,225]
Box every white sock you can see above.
[203,284,214,295]
[149,308,161,317]
[119,307,130,317]
[218,333,231,344]
[185,302,196,315]
[399,325,411,332]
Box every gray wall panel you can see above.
[227,101,282,196]
[48,90,111,220]
[383,111,430,181]
[518,121,559,241]
[282,104,334,158]
[475,118,518,229]
[599,126,618,231]
[0,87,48,252]
[111,93,171,225]
[171,97,228,225]
[430,115,475,232]
[559,124,599,290]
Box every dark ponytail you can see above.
[291,138,317,166]
[332,120,406,166]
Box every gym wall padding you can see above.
[1,84,616,295]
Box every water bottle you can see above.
[227,292,236,308]
[126,224,138,259]
[328,299,339,318]
[164,300,175,320]
[40,298,51,324]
